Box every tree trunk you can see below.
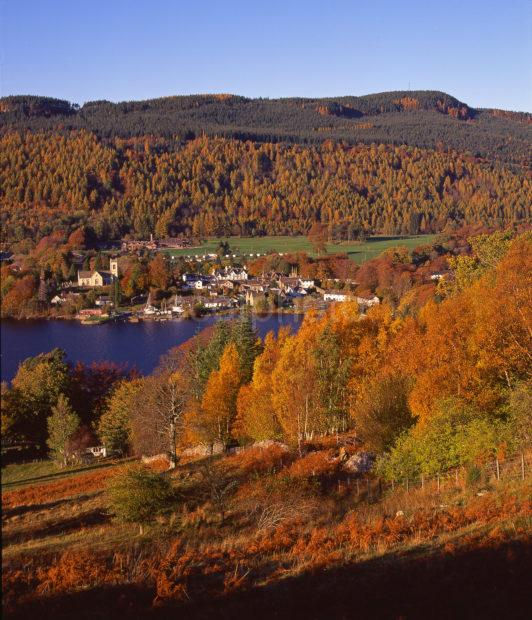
[168,417,177,470]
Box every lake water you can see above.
[0,314,304,382]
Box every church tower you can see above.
[110,258,119,278]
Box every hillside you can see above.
[1,132,530,245]
[2,448,531,619]
[1,91,531,166]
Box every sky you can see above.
[1,0,531,111]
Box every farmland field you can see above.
[162,234,437,263]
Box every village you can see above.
[44,242,381,323]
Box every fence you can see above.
[342,451,529,503]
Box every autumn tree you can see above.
[1,275,37,317]
[47,394,80,466]
[199,343,243,447]
[148,253,170,290]
[69,361,135,427]
[313,326,351,436]
[507,382,532,450]
[350,374,414,452]
[271,323,319,453]
[67,227,86,250]
[378,398,505,481]
[10,348,71,446]
[98,378,143,455]
[235,330,288,442]
[130,371,188,468]
[307,223,328,255]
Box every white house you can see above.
[203,296,234,310]
[355,295,380,307]
[298,278,315,290]
[213,267,248,282]
[95,296,113,307]
[51,292,81,305]
[322,291,354,302]
[182,274,213,289]
[86,445,107,458]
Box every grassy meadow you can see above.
[162,234,437,263]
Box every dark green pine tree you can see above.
[68,262,77,282]
[230,310,262,383]
[112,278,122,309]
[189,321,232,401]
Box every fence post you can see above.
[367,477,371,501]
[521,453,525,481]
[406,477,409,492]
[391,479,395,492]
[421,473,424,490]
[496,458,500,481]
[437,474,440,492]
[455,469,459,485]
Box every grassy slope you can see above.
[2,450,531,618]
[2,458,129,490]
[162,234,437,263]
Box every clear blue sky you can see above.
[1,0,531,111]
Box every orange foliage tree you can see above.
[199,343,244,446]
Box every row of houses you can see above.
[144,293,237,316]
[120,235,194,252]
[179,267,381,309]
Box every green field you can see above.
[162,234,437,264]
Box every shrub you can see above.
[107,463,175,534]
[466,465,482,487]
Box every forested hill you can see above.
[1,132,531,245]
[1,90,531,166]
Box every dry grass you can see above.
[2,446,531,618]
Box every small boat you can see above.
[159,299,172,315]
[143,291,158,315]
[171,294,184,314]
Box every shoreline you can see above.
[1,306,309,324]
[0,306,312,324]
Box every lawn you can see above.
[162,234,437,264]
